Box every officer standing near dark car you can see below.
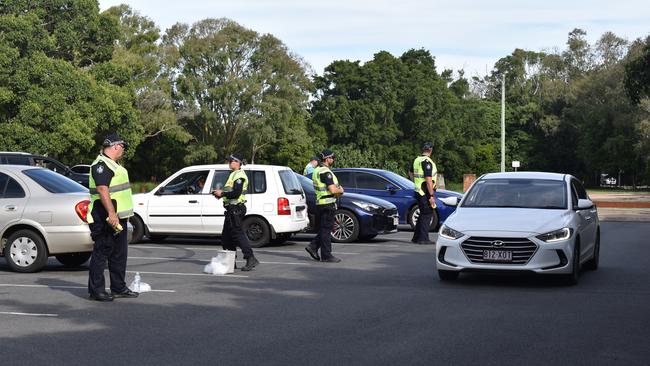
[411,142,437,244]
[87,132,139,301]
[305,149,344,263]
[212,153,259,271]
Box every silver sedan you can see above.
[1,165,93,272]
[436,172,600,285]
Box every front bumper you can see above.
[436,233,575,275]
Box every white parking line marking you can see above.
[126,270,249,278]
[0,284,176,293]
[128,257,322,266]
[131,246,361,255]
[0,311,58,317]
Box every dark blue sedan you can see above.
[332,168,462,230]
[294,173,398,242]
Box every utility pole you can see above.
[500,73,506,172]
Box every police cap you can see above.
[320,149,335,160]
[227,153,244,163]
[102,132,129,149]
[422,142,433,151]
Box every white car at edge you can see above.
[436,172,600,285]
[129,164,309,247]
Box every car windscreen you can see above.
[462,178,567,209]
[381,170,414,189]
[22,168,88,193]
[279,169,304,195]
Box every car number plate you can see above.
[393,217,399,226]
[483,250,512,261]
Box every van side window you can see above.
[247,170,266,194]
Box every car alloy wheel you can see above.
[409,206,440,232]
[331,210,359,243]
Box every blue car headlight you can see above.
[536,228,573,242]
[351,200,382,213]
[439,225,464,240]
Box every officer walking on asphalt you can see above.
[212,153,259,271]
[305,149,344,263]
[87,132,139,301]
[411,142,437,244]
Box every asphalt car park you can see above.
[1,222,649,365]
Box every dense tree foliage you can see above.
[0,2,648,186]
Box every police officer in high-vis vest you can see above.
[305,149,344,263]
[212,153,259,271]
[87,132,139,301]
[411,142,437,244]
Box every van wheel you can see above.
[5,230,49,273]
[55,252,91,267]
[129,215,145,243]
[243,217,270,248]
[332,209,359,243]
[408,206,439,232]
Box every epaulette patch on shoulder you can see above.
[95,165,104,174]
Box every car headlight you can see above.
[536,228,573,242]
[439,225,464,240]
[351,200,382,212]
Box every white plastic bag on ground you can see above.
[129,272,152,293]
[203,250,235,275]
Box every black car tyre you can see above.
[55,252,91,267]
[5,230,49,273]
[129,215,145,243]
[563,240,581,285]
[584,230,600,271]
[243,216,270,248]
[408,205,439,232]
[332,209,359,243]
[438,270,459,281]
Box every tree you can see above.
[0,0,139,165]
[163,18,312,165]
[624,36,650,104]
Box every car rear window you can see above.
[22,168,87,193]
[279,169,303,195]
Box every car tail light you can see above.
[75,200,90,223]
[278,197,291,215]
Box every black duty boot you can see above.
[241,256,260,271]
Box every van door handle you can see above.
[188,200,198,204]
[4,205,16,211]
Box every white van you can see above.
[129,164,309,247]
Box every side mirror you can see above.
[577,199,593,210]
[440,196,459,206]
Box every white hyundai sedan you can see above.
[436,172,600,284]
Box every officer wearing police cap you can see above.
[411,142,437,244]
[87,132,138,301]
[305,149,344,263]
[212,153,259,271]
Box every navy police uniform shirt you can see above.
[222,177,245,199]
[421,160,433,178]
[320,170,335,187]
